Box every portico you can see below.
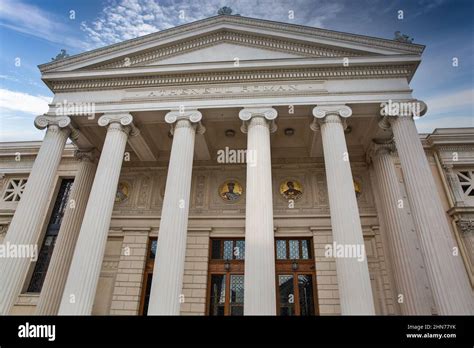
[0,14,472,316]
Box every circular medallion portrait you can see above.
[219,180,243,202]
[115,182,130,203]
[280,180,303,200]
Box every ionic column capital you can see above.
[311,105,352,131]
[98,112,134,135]
[239,107,278,133]
[34,115,72,131]
[313,104,352,119]
[165,109,205,135]
[378,100,428,130]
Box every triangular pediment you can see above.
[146,42,304,65]
[39,15,424,74]
[90,30,371,70]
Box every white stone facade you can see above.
[0,15,472,315]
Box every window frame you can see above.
[206,238,245,316]
[274,237,319,316]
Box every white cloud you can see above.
[80,0,345,48]
[416,115,474,133]
[0,89,52,115]
[0,0,86,49]
[0,128,44,142]
[0,75,20,82]
[424,88,473,114]
[415,88,474,132]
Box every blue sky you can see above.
[0,0,472,141]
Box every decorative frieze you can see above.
[49,65,415,92]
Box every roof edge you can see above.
[39,15,425,73]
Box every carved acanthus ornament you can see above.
[456,219,474,234]
[366,139,396,165]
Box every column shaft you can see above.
[319,114,375,314]
[0,123,69,314]
[36,152,97,315]
[391,116,474,314]
[243,116,276,315]
[148,119,197,315]
[371,145,432,314]
[59,122,129,314]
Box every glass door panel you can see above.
[209,274,226,316]
[229,275,244,315]
[298,274,315,316]
[278,275,295,315]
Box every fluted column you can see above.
[369,140,432,314]
[58,113,132,315]
[36,150,98,315]
[384,109,474,314]
[239,107,277,315]
[0,115,71,315]
[312,105,375,315]
[148,110,203,315]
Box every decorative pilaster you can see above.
[239,107,277,315]
[387,109,474,314]
[312,105,375,314]
[0,115,71,315]
[58,113,132,315]
[36,150,98,315]
[147,110,203,315]
[368,140,432,314]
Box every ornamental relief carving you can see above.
[0,223,9,238]
[113,165,375,215]
[50,65,415,92]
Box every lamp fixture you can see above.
[224,259,231,271]
[291,259,298,271]
[225,129,235,137]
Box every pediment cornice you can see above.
[89,30,368,70]
[39,15,424,74]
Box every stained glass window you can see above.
[276,239,287,259]
[235,240,245,260]
[210,239,245,260]
[223,240,233,260]
[230,275,244,315]
[289,240,299,259]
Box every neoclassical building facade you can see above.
[0,15,473,316]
